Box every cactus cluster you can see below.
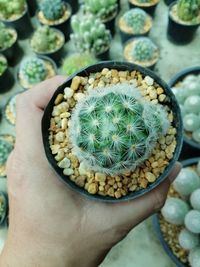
[171,74,200,144]
[0,138,13,165]
[132,37,158,61]
[0,55,7,75]
[71,14,111,56]
[19,57,48,85]
[62,52,97,76]
[0,23,16,50]
[161,163,200,267]
[84,0,118,20]
[70,84,170,175]
[31,26,63,53]
[177,0,200,22]
[123,8,148,33]
[40,0,65,21]
[0,0,26,20]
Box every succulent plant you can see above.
[132,37,158,62]
[0,55,7,75]
[62,53,97,76]
[189,247,200,267]
[0,138,13,165]
[70,84,170,175]
[184,95,200,113]
[84,0,118,20]
[19,57,48,84]
[31,26,63,53]
[178,229,199,250]
[0,0,26,20]
[0,22,15,50]
[0,193,7,224]
[123,8,148,33]
[71,14,111,56]
[40,0,65,20]
[185,210,200,234]
[177,0,200,22]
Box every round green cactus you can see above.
[178,228,199,250]
[177,0,200,22]
[0,55,7,76]
[190,189,200,211]
[183,113,200,132]
[132,37,158,62]
[0,0,26,20]
[185,210,200,234]
[70,84,170,174]
[189,247,200,267]
[0,138,13,165]
[184,95,200,113]
[19,57,48,84]
[161,197,189,225]
[0,22,15,50]
[123,8,148,33]
[40,0,65,21]
[173,168,200,196]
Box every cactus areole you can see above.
[70,84,170,175]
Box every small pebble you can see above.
[58,157,71,169]
[144,76,154,86]
[63,168,74,176]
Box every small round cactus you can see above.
[193,129,200,143]
[189,247,200,267]
[132,37,158,62]
[0,138,13,165]
[161,197,189,225]
[184,95,200,113]
[185,210,200,234]
[178,228,199,250]
[40,0,65,21]
[70,84,170,174]
[0,0,26,20]
[183,113,200,132]
[173,168,200,196]
[0,56,7,76]
[190,189,200,211]
[177,0,200,22]
[19,57,47,84]
[0,22,15,50]
[123,8,148,33]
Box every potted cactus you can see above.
[0,192,8,226]
[0,54,14,92]
[0,22,22,66]
[37,0,72,40]
[17,56,57,90]
[153,158,200,267]
[118,8,153,43]
[27,0,38,17]
[0,0,33,39]
[62,52,97,76]
[5,92,22,125]
[30,26,65,65]
[0,135,15,177]
[128,0,160,16]
[123,37,160,69]
[42,61,182,202]
[167,0,200,44]
[83,0,118,36]
[70,14,111,60]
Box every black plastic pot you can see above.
[169,66,200,160]
[167,2,200,44]
[128,0,159,16]
[64,0,79,14]
[164,0,175,6]
[42,61,183,203]
[2,5,33,40]
[103,9,118,36]
[119,24,151,44]
[0,57,14,93]
[27,0,38,17]
[0,192,8,227]
[37,3,72,41]
[153,157,200,267]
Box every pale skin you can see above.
[0,76,181,267]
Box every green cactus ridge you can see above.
[123,8,148,33]
[0,138,13,165]
[177,0,200,22]
[0,56,7,76]
[40,0,65,21]
[20,57,47,84]
[133,38,158,62]
[0,0,26,19]
[0,23,15,50]
[70,84,170,175]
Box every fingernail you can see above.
[168,162,182,183]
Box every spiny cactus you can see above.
[177,0,200,22]
[19,57,48,84]
[132,37,158,62]
[189,247,200,267]
[123,8,148,33]
[62,53,97,76]
[40,0,65,21]
[0,138,13,165]
[70,84,170,175]
[84,0,118,20]
[0,0,26,20]
[71,14,111,56]
[0,55,7,75]
[0,23,15,50]
[31,26,63,53]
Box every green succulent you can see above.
[0,138,13,165]
[178,229,199,250]
[70,84,170,175]
[0,22,16,50]
[132,37,158,62]
[185,210,200,234]
[0,193,7,223]
[0,0,26,20]
[71,13,111,56]
[40,0,65,20]
[189,247,200,267]
[62,53,97,76]
[177,0,200,22]
[0,56,7,76]
[19,57,48,84]
[123,8,148,33]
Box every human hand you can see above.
[0,76,181,267]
